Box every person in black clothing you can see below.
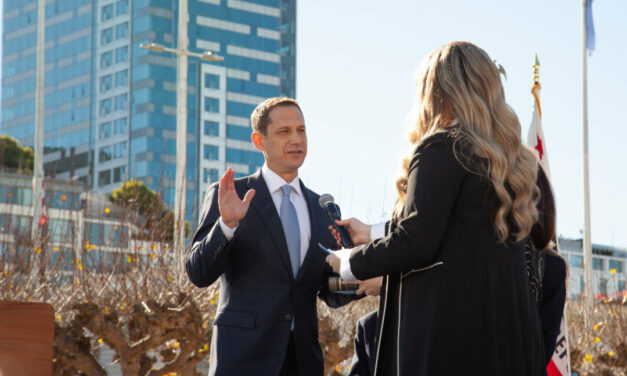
[530,167,568,365]
[326,41,546,375]
[348,311,377,376]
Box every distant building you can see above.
[1,0,297,223]
[0,169,170,275]
[559,237,627,300]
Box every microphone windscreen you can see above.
[319,194,334,207]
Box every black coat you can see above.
[540,254,567,365]
[349,130,546,375]
[187,170,354,376]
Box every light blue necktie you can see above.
[280,185,301,278]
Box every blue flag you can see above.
[586,0,595,55]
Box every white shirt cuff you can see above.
[370,222,387,240]
[337,248,358,282]
[218,217,238,241]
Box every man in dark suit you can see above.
[186,97,359,376]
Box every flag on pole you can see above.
[526,54,571,376]
[585,0,595,55]
[527,55,551,177]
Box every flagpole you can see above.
[582,0,593,313]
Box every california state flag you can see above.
[526,60,571,376]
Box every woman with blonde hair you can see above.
[327,41,546,375]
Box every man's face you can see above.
[253,105,307,179]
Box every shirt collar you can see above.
[261,164,302,197]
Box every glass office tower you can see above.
[1,0,297,222]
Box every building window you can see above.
[100,75,112,92]
[204,97,219,113]
[203,168,219,183]
[609,260,623,273]
[101,51,113,68]
[116,22,129,40]
[226,124,251,141]
[101,4,114,22]
[98,170,111,187]
[99,146,112,163]
[115,70,128,87]
[115,46,129,63]
[204,73,220,89]
[569,255,583,268]
[99,122,112,139]
[100,98,112,115]
[114,94,128,111]
[593,258,604,271]
[204,145,219,160]
[101,28,113,45]
[114,142,127,159]
[204,121,219,137]
[116,0,129,15]
[113,165,126,183]
[114,118,127,135]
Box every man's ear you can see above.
[251,132,265,152]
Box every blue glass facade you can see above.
[2,0,296,224]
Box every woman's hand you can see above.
[328,217,371,246]
[325,253,341,274]
[356,277,383,296]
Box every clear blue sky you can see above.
[1,1,625,247]
[297,0,627,248]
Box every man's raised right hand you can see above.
[218,168,255,228]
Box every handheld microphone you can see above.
[327,276,359,294]
[318,194,354,248]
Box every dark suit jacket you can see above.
[348,311,377,376]
[187,170,352,376]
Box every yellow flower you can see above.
[593,322,603,331]
[27,296,33,302]
[584,354,593,363]
[210,299,215,304]
[76,279,80,285]
[151,253,157,259]
[610,268,616,274]
[594,337,601,343]
[55,315,61,321]
[103,307,109,314]
[204,344,209,351]
[171,341,180,349]
[127,255,132,263]
[53,247,59,252]
[98,338,103,344]
[335,365,341,371]
[609,351,615,356]
[104,207,110,214]
[152,244,157,249]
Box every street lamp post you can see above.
[31,0,45,241]
[139,1,223,283]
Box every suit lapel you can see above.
[248,171,294,280]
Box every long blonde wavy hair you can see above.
[392,41,539,243]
